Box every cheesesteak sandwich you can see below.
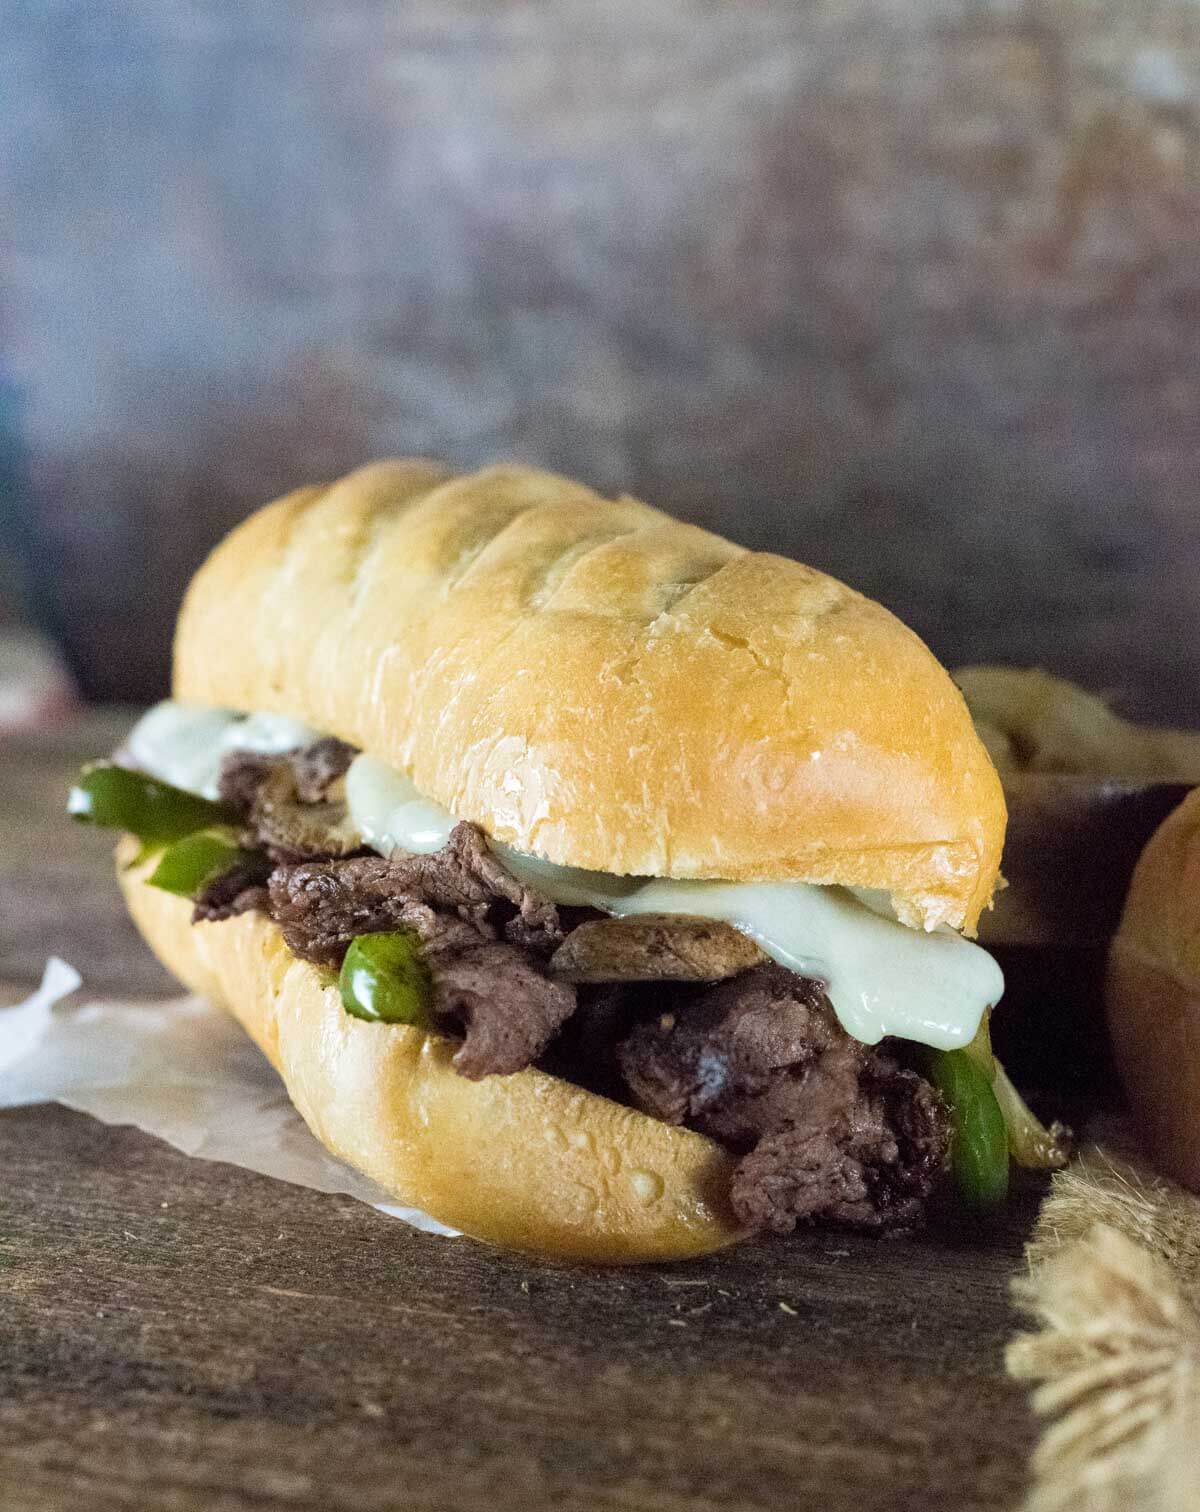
[70,459,1059,1261]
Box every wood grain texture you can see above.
[0,1105,1042,1512]
[0,712,1042,1509]
[3,2,1200,717]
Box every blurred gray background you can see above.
[2,0,1199,717]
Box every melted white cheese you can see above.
[125,700,1003,1050]
[123,702,325,800]
[345,754,463,856]
[491,857,1001,1049]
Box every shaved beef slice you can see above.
[432,944,581,1079]
[732,1062,949,1234]
[218,738,357,812]
[618,965,949,1234]
[191,855,273,923]
[549,914,766,982]
[267,854,484,965]
[266,827,575,1078]
[218,742,361,861]
[618,966,841,1140]
[267,823,566,960]
[449,826,567,958]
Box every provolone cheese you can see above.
[123,702,324,801]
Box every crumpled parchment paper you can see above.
[0,959,458,1236]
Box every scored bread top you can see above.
[174,459,1005,931]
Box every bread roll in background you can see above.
[956,666,1195,1101]
[956,665,1200,784]
[1107,788,1200,1191]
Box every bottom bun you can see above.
[117,842,742,1262]
[1106,787,1200,1192]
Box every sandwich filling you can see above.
[108,701,1017,1234]
[126,705,1003,1049]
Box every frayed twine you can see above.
[1009,1144,1200,1512]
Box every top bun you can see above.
[175,460,1004,932]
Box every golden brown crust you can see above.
[175,459,1004,930]
[1107,788,1200,1190]
[117,841,742,1261]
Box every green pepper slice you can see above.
[340,932,433,1027]
[68,762,237,844]
[960,1010,1071,1171]
[930,1048,1010,1214]
[146,829,259,899]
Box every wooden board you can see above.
[0,714,1042,1510]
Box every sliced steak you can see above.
[446,826,568,958]
[269,823,569,958]
[431,943,578,1079]
[618,966,840,1140]
[192,855,273,923]
[266,832,576,1077]
[219,742,362,860]
[218,738,357,811]
[272,823,563,951]
[731,1061,949,1233]
[617,964,949,1233]
[549,913,766,982]
[267,854,484,966]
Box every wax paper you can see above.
[0,959,458,1235]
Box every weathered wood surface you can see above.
[0,1107,1042,1512]
[0,713,1043,1511]
[4,2,1200,718]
